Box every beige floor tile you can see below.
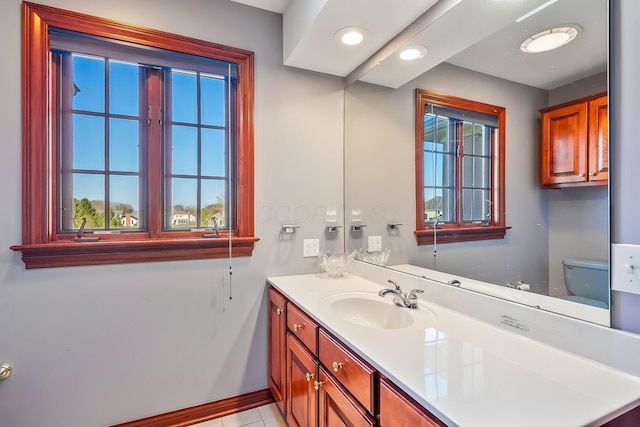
[220,408,262,427]
[258,403,281,420]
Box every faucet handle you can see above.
[409,289,424,297]
[387,279,401,291]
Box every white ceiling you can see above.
[231,0,607,90]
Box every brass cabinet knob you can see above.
[313,380,324,391]
[0,364,12,381]
[293,324,303,332]
[305,372,315,382]
[276,308,282,315]
[579,173,585,177]
[589,172,595,176]
[332,361,344,372]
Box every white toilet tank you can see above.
[562,259,608,307]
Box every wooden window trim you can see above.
[12,2,258,268]
[414,89,509,245]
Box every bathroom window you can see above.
[13,3,257,268]
[415,90,509,244]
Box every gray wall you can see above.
[0,1,343,426]
[611,0,640,333]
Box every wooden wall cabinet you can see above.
[540,93,608,188]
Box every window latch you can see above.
[75,218,100,242]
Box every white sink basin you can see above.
[321,291,435,329]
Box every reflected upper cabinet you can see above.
[539,92,608,188]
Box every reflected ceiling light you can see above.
[515,0,559,23]
[335,27,368,46]
[399,45,428,61]
[520,26,579,53]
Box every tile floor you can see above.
[191,403,287,427]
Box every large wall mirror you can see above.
[344,0,610,325]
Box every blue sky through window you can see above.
[69,54,228,220]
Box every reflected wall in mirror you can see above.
[344,0,609,325]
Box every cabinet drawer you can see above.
[287,302,318,355]
[318,329,375,414]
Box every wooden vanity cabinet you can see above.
[268,286,443,427]
[540,92,608,188]
[379,378,445,427]
[268,287,287,415]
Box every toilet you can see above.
[561,259,609,308]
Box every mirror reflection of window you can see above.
[415,90,508,245]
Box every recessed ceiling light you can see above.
[399,45,427,61]
[335,27,368,46]
[520,26,580,53]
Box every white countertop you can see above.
[267,272,640,427]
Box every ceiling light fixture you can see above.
[335,27,368,46]
[399,45,428,61]
[520,26,580,53]
[515,0,559,23]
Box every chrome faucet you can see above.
[378,280,424,309]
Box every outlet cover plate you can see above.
[612,243,640,295]
[368,236,382,252]
[303,239,320,257]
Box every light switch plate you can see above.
[368,236,382,252]
[303,239,320,257]
[612,243,640,294]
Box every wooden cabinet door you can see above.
[588,95,608,182]
[379,378,445,427]
[268,287,287,415]
[317,367,375,427]
[287,333,319,427]
[540,101,588,187]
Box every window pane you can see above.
[109,175,139,229]
[172,71,197,124]
[172,125,198,175]
[170,178,197,228]
[72,173,105,229]
[201,74,225,127]
[438,118,455,153]
[463,189,490,222]
[109,60,139,116]
[72,55,104,113]
[201,179,225,228]
[441,188,456,223]
[73,114,105,170]
[201,128,225,177]
[463,157,491,188]
[423,187,438,223]
[424,115,437,151]
[109,118,139,172]
[474,124,487,155]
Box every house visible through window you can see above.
[13,3,257,268]
[415,90,509,245]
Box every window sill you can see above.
[414,226,510,245]
[10,237,259,269]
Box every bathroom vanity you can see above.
[267,263,640,426]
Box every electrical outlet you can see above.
[368,235,382,252]
[303,239,320,257]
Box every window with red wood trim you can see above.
[12,2,257,268]
[415,89,509,245]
